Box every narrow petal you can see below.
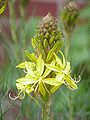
[37,54,44,76]
[54,53,63,67]
[59,50,65,67]
[39,82,46,96]
[64,61,70,74]
[43,78,59,86]
[45,64,61,72]
[16,77,38,85]
[56,73,64,82]
[42,60,55,78]
[64,76,77,89]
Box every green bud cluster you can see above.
[61,1,79,33]
[31,12,64,60]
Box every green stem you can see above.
[67,92,73,120]
[42,96,53,120]
[65,32,73,120]
[8,0,18,58]
[8,1,18,44]
[64,33,71,59]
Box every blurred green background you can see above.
[0,0,90,120]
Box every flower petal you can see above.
[54,53,63,67]
[39,82,46,96]
[59,50,65,67]
[43,78,59,86]
[45,63,61,72]
[64,76,77,89]
[42,60,55,78]
[37,54,44,76]
[16,77,38,85]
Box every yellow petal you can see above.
[37,54,44,76]
[64,61,70,74]
[64,76,77,90]
[59,50,65,67]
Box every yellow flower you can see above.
[16,53,59,98]
[45,50,77,93]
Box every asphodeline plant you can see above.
[10,12,79,120]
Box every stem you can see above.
[8,1,18,44]
[65,32,73,120]
[42,96,53,120]
[64,33,71,59]
[67,92,73,120]
[8,0,18,58]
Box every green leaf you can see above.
[42,60,55,78]
[37,54,44,76]
[25,50,36,62]
[43,78,59,86]
[0,0,7,14]
[45,63,61,72]
[39,82,46,96]
[16,77,38,85]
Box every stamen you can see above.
[9,93,18,100]
[73,75,81,83]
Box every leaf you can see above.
[42,60,55,78]
[16,77,38,85]
[25,50,36,62]
[43,78,59,86]
[39,82,46,96]
[37,54,44,76]
[0,0,7,14]
[45,63,61,72]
